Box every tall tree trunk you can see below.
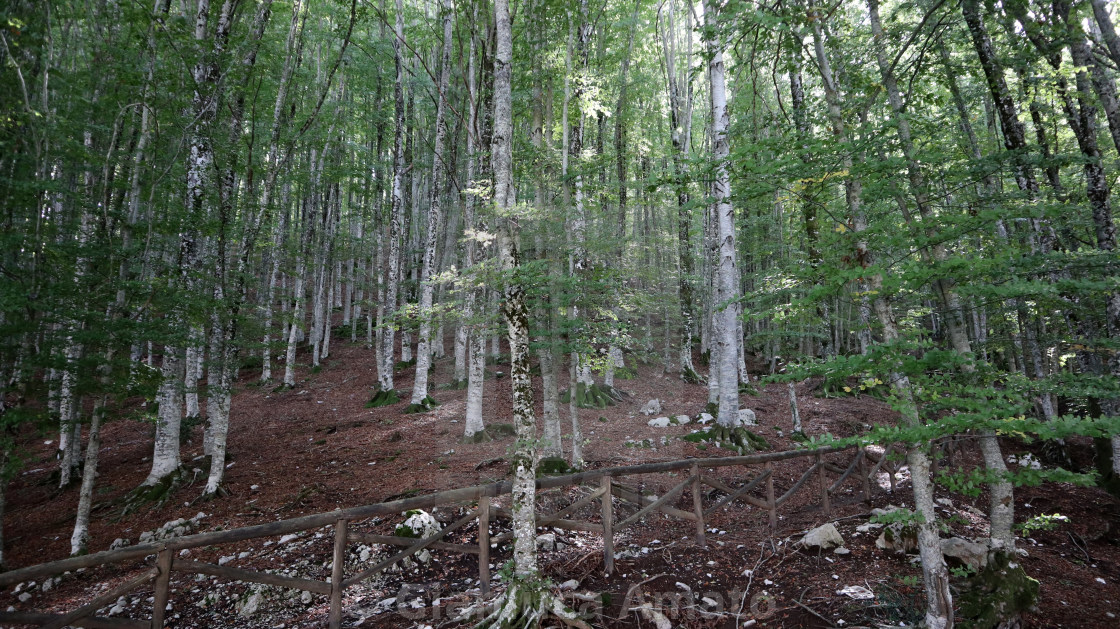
[462,6,486,439]
[409,0,454,410]
[703,0,741,429]
[492,0,537,578]
[377,0,408,396]
[810,1,952,625]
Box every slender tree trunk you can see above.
[378,0,408,395]
[409,0,454,409]
[492,0,537,577]
[704,0,741,428]
[462,8,486,439]
[810,1,952,624]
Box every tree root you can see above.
[467,581,592,629]
[404,395,440,414]
[683,425,771,454]
[367,388,400,407]
[681,366,705,385]
[560,383,624,409]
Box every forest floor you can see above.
[3,328,1120,628]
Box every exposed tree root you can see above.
[404,395,440,414]
[366,388,400,407]
[681,366,705,385]
[683,425,771,454]
[958,550,1038,629]
[463,423,517,444]
[122,465,193,515]
[559,383,624,409]
[467,581,592,629]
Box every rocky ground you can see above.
[3,330,1120,628]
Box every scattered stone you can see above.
[279,534,299,544]
[137,513,207,545]
[799,523,845,550]
[697,413,714,425]
[559,579,580,591]
[856,522,882,533]
[641,399,662,416]
[941,537,988,571]
[536,533,557,551]
[875,510,919,555]
[737,409,758,426]
[110,538,130,551]
[647,417,671,428]
[395,510,441,564]
[17,593,31,603]
[674,415,691,425]
[1007,453,1042,469]
[833,547,851,555]
[236,588,264,618]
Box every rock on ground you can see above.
[799,523,845,550]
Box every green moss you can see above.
[537,456,573,476]
[681,366,704,385]
[683,426,770,454]
[463,423,517,443]
[366,388,400,407]
[394,358,416,372]
[614,366,637,380]
[957,551,1039,629]
[403,395,440,414]
[560,382,620,408]
[443,379,469,390]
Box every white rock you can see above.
[536,533,557,551]
[218,556,235,566]
[697,413,714,424]
[236,589,264,618]
[301,591,313,604]
[279,534,299,544]
[799,523,845,550]
[17,593,31,603]
[941,537,988,571]
[647,417,671,428]
[833,547,851,555]
[559,579,580,591]
[641,399,662,416]
[737,408,758,425]
[674,415,691,425]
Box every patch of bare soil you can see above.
[2,331,1118,628]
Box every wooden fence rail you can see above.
[0,443,901,629]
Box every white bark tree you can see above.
[408,0,454,412]
[703,0,742,429]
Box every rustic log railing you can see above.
[0,443,903,629]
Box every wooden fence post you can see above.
[329,519,348,629]
[601,476,614,575]
[859,448,872,503]
[150,547,172,629]
[816,453,831,517]
[691,464,706,547]
[765,462,777,529]
[478,496,491,594]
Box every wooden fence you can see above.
[0,443,906,629]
